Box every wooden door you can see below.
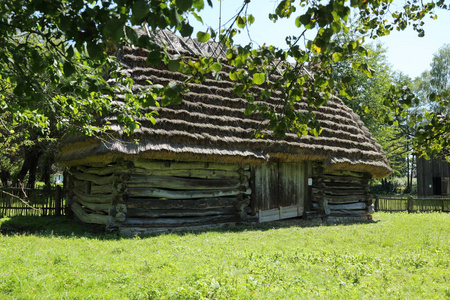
[251,162,308,222]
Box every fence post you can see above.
[55,185,62,216]
[407,195,413,213]
[374,195,379,212]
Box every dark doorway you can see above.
[433,177,442,195]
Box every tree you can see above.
[1,0,449,169]
[331,26,416,192]
[410,44,450,158]
[430,44,450,96]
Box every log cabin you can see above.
[417,156,450,196]
[56,30,391,235]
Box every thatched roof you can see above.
[56,30,391,178]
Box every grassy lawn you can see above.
[1,213,449,299]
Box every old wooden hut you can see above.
[417,156,450,196]
[56,30,391,235]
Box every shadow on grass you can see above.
[0,216,116,239]
[0,215,377,240]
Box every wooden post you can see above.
[55,185,62,216]
[374,195,379,212]
[407,195,413,213]
[66,170,75,218]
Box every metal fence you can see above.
[0,186,66,217]
[374,195,450,213]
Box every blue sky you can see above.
[192,1,450,79]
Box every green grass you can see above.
[1,213,450,299]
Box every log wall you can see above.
[68,160,251,235]
[311,162,373,222]
[68,159,374,233]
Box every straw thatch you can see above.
[56,30,391,178]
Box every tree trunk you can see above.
[15,145,43,188]
[0,169,10,187]
[27,150,42,189]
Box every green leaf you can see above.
[179,22,193,37]
[193,0,204,10]
[233,84,245,97]
[126,26,139,44]
[168,60,180,72]
[332,52,342,62]
[245,104,256,115]
[298,14,311,26]
[248,14,255,25]
[164,81,185,105]
[132,0,150,23]
[196,31,210,42]
[149,115,157,125]
[30,50,45,73]
[63,61,76,77]
[146,50,162,66]
[331,22,341,33]
[192,12,203,23]
[66,45,74,59]
[252,72,266,85]
[103,19,124,42]
[176,0,193,12]
[87,43,103,60]
[211,62,222,72]
[141,94,157,108]
[236,16,246,29]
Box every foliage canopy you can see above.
[1,0,449,174]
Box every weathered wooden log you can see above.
[322,176,367,184]
[115,212,126,222]
[116,203,127,213]
[312,202,330,214]
[322,182,370,190]
[71,202,108,225]
[324,189,366,196]
[73,180,90,194]
[316,198,328,207]
[127,197,241,210]
[76,165,123,175]
[328,202,367,210]
[72,188,113,204]
[133,161,248,171]
[125,208,236,218]
[73,196,111,212]
[125,175,242,190]
[132,168,248,179]
[311,188,325,195]
[90,183,114,194]
[125,187,251,199]
[324,194,367,204]
[71,172,114,185]
[328,209,368,216]
[324,170,366,177]
[111,215,237,228]
[119,222,236,236]
[235,198,251,212]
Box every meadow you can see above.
[1,212,449,299]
